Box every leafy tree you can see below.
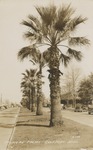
[78,73,93,105]
[61,65,82,107]
[78,79,92,105]
[89,73,93,102]
[18,4,89,126]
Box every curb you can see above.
[0,123,15,128]
[6,107,20,150]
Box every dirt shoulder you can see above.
[8,107,93,150]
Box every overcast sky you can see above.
[0,0,93,103]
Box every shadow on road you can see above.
[16,123,49,127]
[18,114,36,117]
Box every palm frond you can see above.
[60,4,75,17]
[42,24,48,37]
[41,59,48,68]
[36,33,43,43]
[18,46,31,61]
[29,60,36,65]
[28,14,41,28]
[22,77,28,81]
[54,4,75,31]
[18,45,41,63]
[25,69,30,77]
[22,73,26,76]
[22,15,44,43]
[69,37,90,46]
[21,81,27,88]
[24,31,43,43]
[30,69,37,77]
[60,53,70,67]
[24,31,36,40]
[21,81,26,85]
[22,20,38,32]
[69,16,87,31]
[43,49,50,63]
[35,5,56,26]
[67,48,82,61]
[54,18,68,31]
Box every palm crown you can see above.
[18,4,89,67]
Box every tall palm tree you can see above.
[21,69,37,112]
[18,47,46,115]
[18,4,89,126]
[21,81,30,109]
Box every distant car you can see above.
[61,104,66,110]
[82,105,88,112]
[74,104,83,112]
[88,105,93,114]
[3,105,8,109]
[0,106,5,111]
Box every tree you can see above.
[18,46,46,115]
[89,73,93,102]
[36,70,44,115]
[78,73,93,105]
[20,97,29,108]
[61,79,72,106]
[78,79,92,105]
[61,65,82,107]
[18,4,89,126]
[21,69,37,112]
[21,77,31,109]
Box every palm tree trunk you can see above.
[36,63,43,115]
[29,89,31,110]
[49,47,63,126]
[31,86,36,112]
[36,80,43,115]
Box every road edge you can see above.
[6,107,20,150]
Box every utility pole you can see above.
[0,94,2,105]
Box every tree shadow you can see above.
[17,120,30,123]
[1,112,17,114]
[16,123,49,128]
[18,114,36,117]
[16,118,50,127]
[0,115,15,118]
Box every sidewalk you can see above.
[0,107,20,150]
[8,107,93,150]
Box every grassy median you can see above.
[8,107,93,150]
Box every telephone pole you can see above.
[0,94,2,105]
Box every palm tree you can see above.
[18,4,89,126]
[21,69,37,112]
[18,47,46,115]
[21,81,30,109]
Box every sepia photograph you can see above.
[0,0,93,149]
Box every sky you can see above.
[0,0,93,103]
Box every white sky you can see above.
[0,0,93,103]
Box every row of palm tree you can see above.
[18,4,89,126]
[21,68,45,115]
[21,69,37,111]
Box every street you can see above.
[44,107,93,127]
[0,107,20,150]
[62,109,93,127]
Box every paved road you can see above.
[62,110,93,127]
[0,107,20,150]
